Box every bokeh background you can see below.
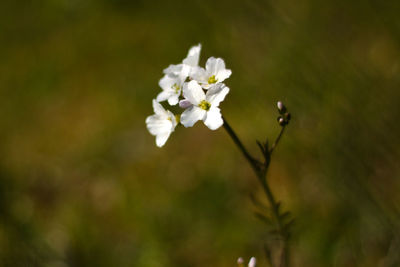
[1,0,400,266]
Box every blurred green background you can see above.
[1,0,400,266]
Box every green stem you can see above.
[257,170,288,267]
[222,117,289,267]
[222,116,261,174]
[270,126,286,155]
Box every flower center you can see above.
[172,83,180,93]
[208,75,218,84]
[198,100,211,111]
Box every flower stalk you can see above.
[222,103,292,267]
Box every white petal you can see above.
[146,115,172,135]
[155,132,171,147]
[152,99,167,115]
[214,58,227,73]
[248,257,256,267]
[190,66,207,84]
[216,69,232,82]
[163,64,183,76]
[146,112,176,147]
[183,80,205,105]
[156,90,173,103]
[180,106,206,128]
[205,57,217,74]
[159,75,176,91]
[180,64,191,79]
[167,110,178,128]
[205,57,226,75]
[167,94,180,106]
[200,83,213,90]
[206,84,230,107]
[183,44,201,67]
[203,107,223,130]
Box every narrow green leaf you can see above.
[256,140,265,155]
[250,194,268,211]
[254,212,273,225]
[280,211,291,221]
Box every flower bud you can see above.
[284,112,291,122]
[277,116,284,125]
[278,116,287,126]
[237,257,244,266]
[277,101,286,113]
[179,99,192,109]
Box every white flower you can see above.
[163,44,202,77]
[157,44,202,105]
[146,44,233,147]
[146,100,178,147]
[156,72,186,105]
[191,57,232,89]
[237,257,256,267]
[180,80,229,130]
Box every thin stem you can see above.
[270,126,286,155]
[258,172,288,267]
[266,125,290,267]
[260,176,282,228]
[282,239,289,267]
[222,117,260,173]
[222,117,289,267]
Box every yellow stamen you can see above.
[172,83,180,93]
[199,100,211,111]
[208,75,218,84]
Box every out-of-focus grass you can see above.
[0,0,400,266]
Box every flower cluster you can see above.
[146,44,232,147]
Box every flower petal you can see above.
[155,132,171,147]
[205,57,217,74]
[216,68,232,82]
[180,106,206,128]
[183,44,201,67]
[183,80,205,105]
[152,99,167,115]
[145,115,172,135]
[167,110,178,128]
[205,57,226,74]
[206,84,230,107]
[190,66,207,84]
[167,94,180,106]
[159,75,177,90]
[163,64,183,76]
[156,90,173,103]
[203,107,223,130]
